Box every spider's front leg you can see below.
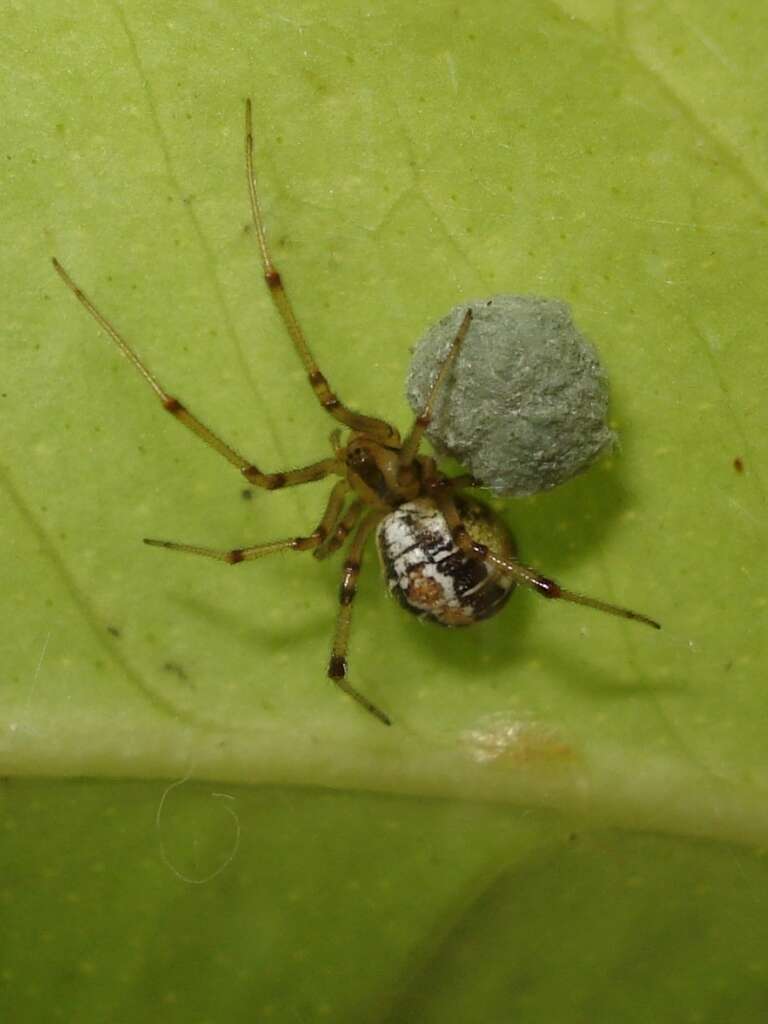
[398,308,473,468]
[327,511,391,725]
[432,490,661,630]
[244,99,397,446]
[51,258,342,491]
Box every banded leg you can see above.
[52,258,342,490]
[144,480,350,564]
[327,511,390,725]
[313,499,364,561]
[244,99,398,444]
[398,308,474,468]
[432,489,661,630]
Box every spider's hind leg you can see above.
[432,489,660,630]
[326,510,391,725]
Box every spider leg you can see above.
[327,511,391,725]
[313,499,364,561]
[144,480,349,564]
[398,308,474,467]
[432,489,661,630]
[244,99,398,445]
[52,258,343,490]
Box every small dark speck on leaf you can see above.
[163,661,190,683]
[107,625,121,638]
[733,457,744,473]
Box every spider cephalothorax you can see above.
[53,99,659,727]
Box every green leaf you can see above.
[3,1,767,1020]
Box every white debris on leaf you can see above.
[461,710,577,766]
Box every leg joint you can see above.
[291,535,320,552]
[339,559,360,605]
[328,654,347,680]
[452,523,488,558]
[533,576,561,599]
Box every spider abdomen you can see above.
[376,496,517,627]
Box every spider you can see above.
[52,99,660,727]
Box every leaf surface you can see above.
[3,1,767,1020]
